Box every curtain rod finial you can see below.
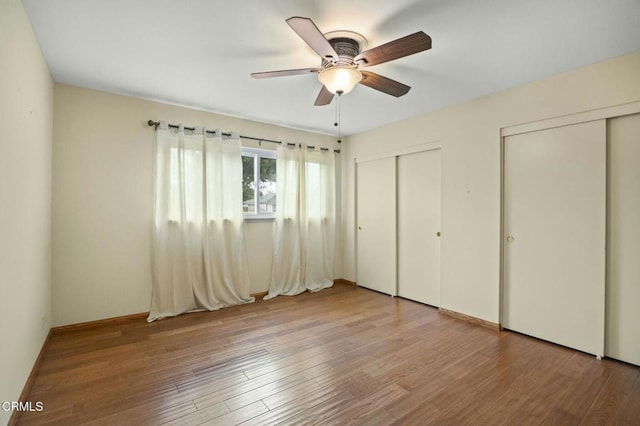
[148,120,159,130]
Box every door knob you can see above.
[506,236,515,243]
[436,232,441,237]
[358,226,362,231]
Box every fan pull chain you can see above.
[335,93,342,143]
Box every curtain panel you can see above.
[148,122,253,321]
[266,145,336,299]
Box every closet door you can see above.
[356,157,396,295]
[397,149,441,306]
[503,120,606,356]
[606,113,640,366]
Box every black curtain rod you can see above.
[147,120,340,154]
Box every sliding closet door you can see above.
[356,157,396,295]
[606,113,640,366]
[503,120,606,356]
[397,149,441,306]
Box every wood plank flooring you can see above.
[14,283,640,425]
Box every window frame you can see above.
[242,146,277,220]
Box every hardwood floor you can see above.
[14,283,640,425]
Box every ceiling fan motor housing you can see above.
[322,30,368,68]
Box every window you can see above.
[242,147,276,218]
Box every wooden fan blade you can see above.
[251,68,321,78]
[314,85,334,106]
[359,71,411,97]
[286,17,338,62]
[355,31,431,67]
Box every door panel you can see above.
[356,157,396,295]
[397,149,441,305]
[503,120,606,356]
[606,113,640,366]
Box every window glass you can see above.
[242,154,255,213]
[259,156,276,213]
[242,148,276,217]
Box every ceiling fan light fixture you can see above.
[318,66,362,95]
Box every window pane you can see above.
[259,156,276,213]
[242,155,255,213]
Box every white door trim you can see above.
[501,101,640,137]
[354,141,441,164]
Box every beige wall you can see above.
[0,0,54,423]
[343,50,640,324]
[52,84,341,326]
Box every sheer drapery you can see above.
[149,122,253,321]
[266,145,336,299]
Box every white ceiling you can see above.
[22,0,640,136]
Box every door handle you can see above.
[358,226,362,231]
[436,231,441,237]
[506,236,515,243]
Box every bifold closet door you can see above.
[503,120,606,356]
[397,149,441,306]
[606,113,640,366]
[356,157,396,295]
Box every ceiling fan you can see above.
[251,17,432,106]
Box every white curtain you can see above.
[149,122,254,321]
[266,144,336,299]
